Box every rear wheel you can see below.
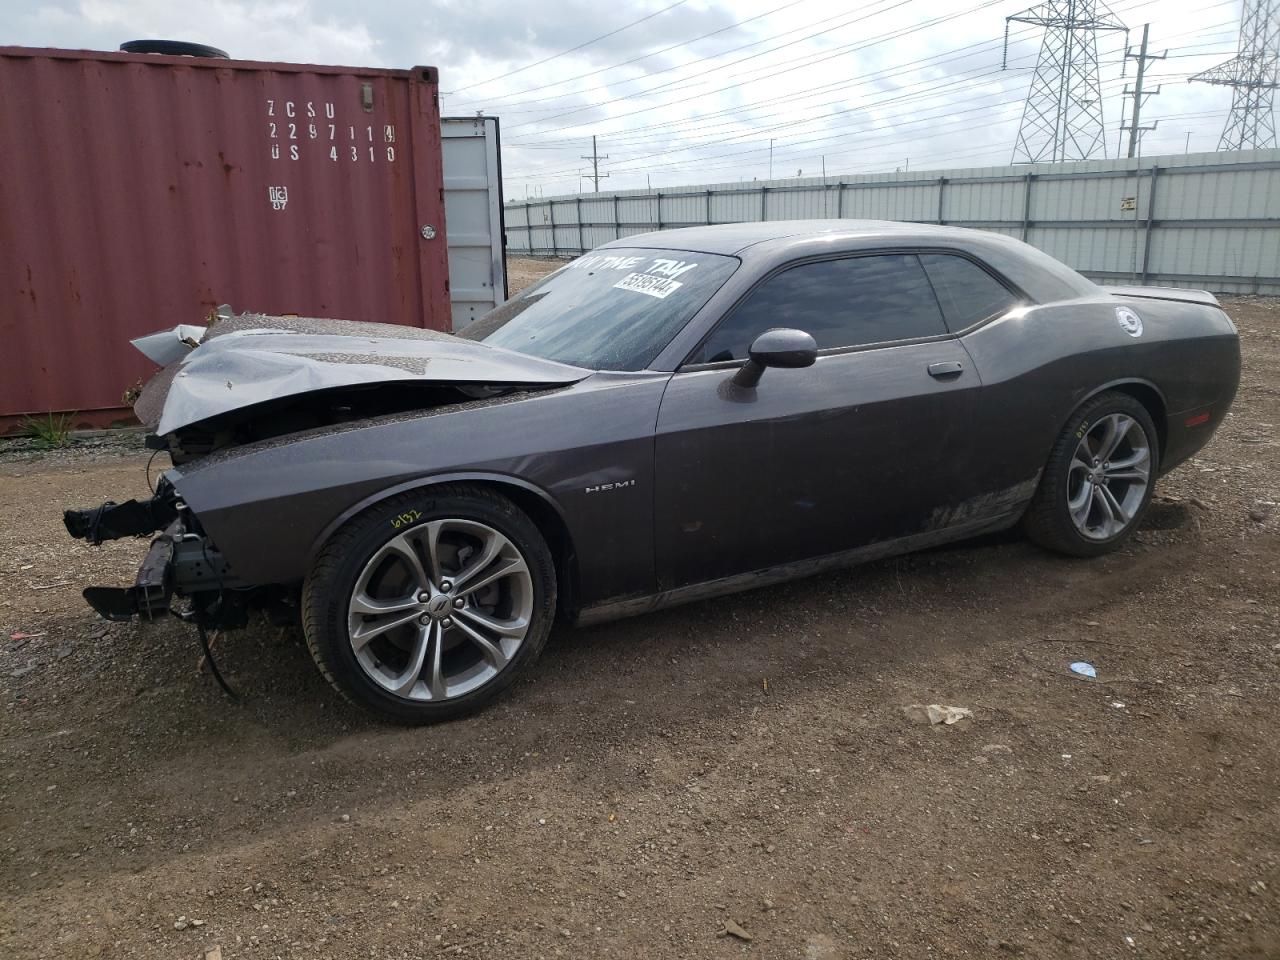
[1024,391,1158,557]
[303,485,556,723]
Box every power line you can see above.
[444,0,808,109]
[525,65,1055,183]
[443,0,692,95]
[502,0,1234,187]
[513,53,1229,187]
[505,0,925,131]
[507,2,1236,154]
[580,33,1233,152]
[510,26,1048,147]
[515,57,1228,187]
[504,0,1219,146]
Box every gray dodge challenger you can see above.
[65,221,1240,722]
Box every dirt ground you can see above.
[506,255,567,295]
[1,275,1278,960]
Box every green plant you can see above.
[20,412,76,449]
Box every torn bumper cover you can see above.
[65,484,237,623]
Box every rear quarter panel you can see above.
[960,295,1239,496]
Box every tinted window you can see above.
[692,254,947,364]
[919,253,1018,330]
[459,248,738,371]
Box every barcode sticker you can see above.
[613,272,684,299]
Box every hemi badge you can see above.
[1184,412,1211,427]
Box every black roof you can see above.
[597,219,1099,302]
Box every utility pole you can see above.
[580,136,609,192]
[1120,24,1167,157]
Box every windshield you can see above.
[459,248,739,371]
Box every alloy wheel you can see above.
[346,519,534,701]
[1066,413,1151,541]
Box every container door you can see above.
[442,116,508,330]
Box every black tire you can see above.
[303,484,556,723]
[1023,391,1160,558]
[119,39,230,58]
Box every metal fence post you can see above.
[613,194,620,241]
[706,189,712,225]
[837,182,845,218]
[937,176,946,225]
[576,196,584,254]
[655,191,663,231]
[760,185,767,222]
[1141,165,1159,283]
[524,202,532,253]
[548,201,557,258]
[1021,173,1033,241]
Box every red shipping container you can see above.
[0,46,450,428]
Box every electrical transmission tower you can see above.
[1190,0,1279,150]
[1003,0,1128,163]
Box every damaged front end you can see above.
[65,308,588,632]
[64,477,253,629]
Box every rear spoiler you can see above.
[1105,285,1220,307]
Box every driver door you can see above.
[653,252,981,591]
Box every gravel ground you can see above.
[0,278,1277,960]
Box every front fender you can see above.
[169,372,668,604]
[302,471,568,572]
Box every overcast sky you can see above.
[6,0,1256,197]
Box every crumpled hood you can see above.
[134,312,589,436]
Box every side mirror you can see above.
[732,328,817,388]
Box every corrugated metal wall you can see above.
[506,150,1280,295]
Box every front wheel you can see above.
[303,485,556,723]
[1023,391,1159,557]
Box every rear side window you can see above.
[919,253,1018,330]
[691,253,947,363]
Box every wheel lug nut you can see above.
[440,580,453,592]
[417,592,430,602]
[418,614,431,625]
[453,597,465,609]
[441,617,453,628]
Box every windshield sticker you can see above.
[567,254,646,272]
[613,272,685,299]
[568,254,702,279]
[646,258,699,279]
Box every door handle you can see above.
[927,360,964,379]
